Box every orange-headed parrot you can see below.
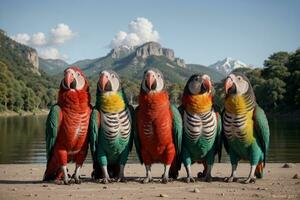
[43,66,92,184]
[179,74,222,183]
[134,68,182,184]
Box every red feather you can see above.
[137,91,175,165]
[44,68,91,180]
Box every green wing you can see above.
[133,106,143,164]
[169,104,183,178]
[89,108,100,163]
[253,105,270,165]
[45,104,61,161]
[170,104,183,157]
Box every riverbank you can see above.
[0,109,49,117]
[0,163,299,200]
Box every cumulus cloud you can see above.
[50,23,76,45]
[11,23,76,61]
[11,23,75,47]
[110,17,160,49]
[12,33,31,45]
[31,32,47,46]
[39,47,68,60]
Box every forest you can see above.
[0,30,299,115]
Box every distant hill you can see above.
[39,58,69,75]
[209,57,252,74]
[0,29,57,112]
[57,42,225,84]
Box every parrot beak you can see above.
[202,79,212,92]
[64,71,75,89]
[225,77,234,94]
[146,72,155,90]
[99,74,109,91]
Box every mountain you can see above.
[70,42,224,84]
[0,29,58,112]
[39,58,69,75]
[209,57,251,74]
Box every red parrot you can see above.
[134,68,182,184]
[43,66,92,184]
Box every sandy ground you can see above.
[0,163,299,200]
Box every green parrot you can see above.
[179,74,222,183]
[222,72,270,184]
[89,70,134,184]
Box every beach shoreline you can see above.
[0,163,299,200]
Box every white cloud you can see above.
[12,33,30,45]
[39,47,68,60]
[10,23,75,61]
[31,32,47,46]
[11,23,75,47]
[109,17,160,49]
[50,23,76,45]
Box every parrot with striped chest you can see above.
[180,74,221,183]
[89,70,133,184]
[222,72,270,184]
[43,66,92,185]
[134,68,182,184]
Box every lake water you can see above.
[0,115,299,164]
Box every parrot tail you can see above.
[169,157,181,179]
[255,161,264,179]
[43,156,62,181]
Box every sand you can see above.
[0,163,299,200]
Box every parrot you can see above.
[222,72,270,184]
[179,74,222,183]
[134,68,182,184]
[89,70,134,184]
[43,66,92,185]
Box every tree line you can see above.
[1,49,299,114]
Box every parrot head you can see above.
[224,72,257,114]
[224,72,253,96]
[61,66,88,91]
[184,74,212,95]
[97,70,121,93]
[141,68,164,93]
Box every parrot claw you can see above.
[243,177,256,184]
[203,174,213,182]
[101,177,111,184]
[161,177,170,184]
[224,176,238,183]
[142,177,153,184]
[117,177,127,183]
[197,171,206,178]
[71,174,81,184]
[185,177,196,183]
[63,179,71,185]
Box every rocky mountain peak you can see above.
[135,42,186,67]
[109,45,135,59]
[209,57,251,74]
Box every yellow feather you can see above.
[185,93,212,113]
[225,95,254,145]
[100,93,125,113]
[225,95,247,115]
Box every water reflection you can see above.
[0,115,299,164]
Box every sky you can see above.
[0,0,300,66]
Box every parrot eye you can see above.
[157,74,160,78]
[237,76,242,81]
[77,72,81,77]
[112,74,115,78]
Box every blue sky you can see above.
[1,0,299,66]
